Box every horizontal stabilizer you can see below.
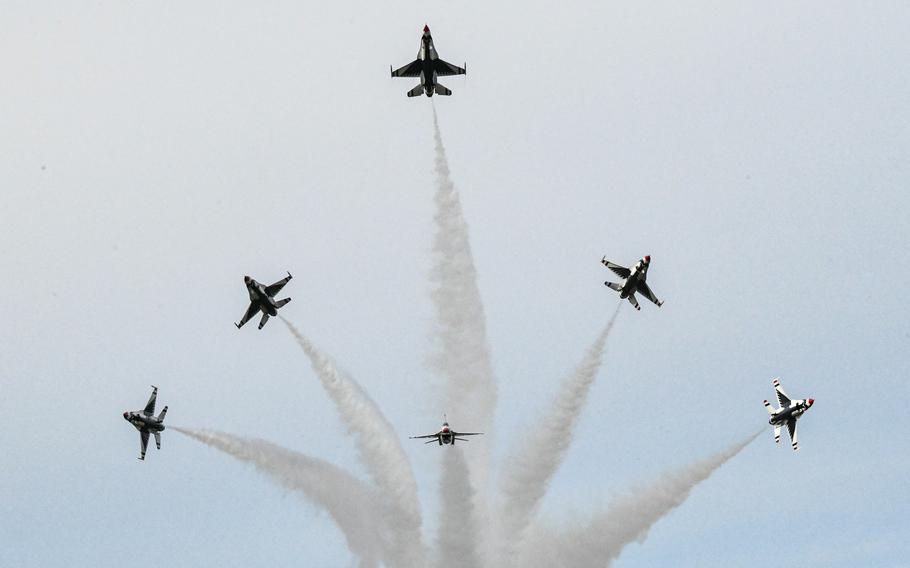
[275,298,291,309]
[407,84,425,97]
[434,83,452,96]
[153,431,161,450]
[604,281,622,291]
[762,400,774,414]
[157,406,168,421]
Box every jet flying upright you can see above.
[763,378,814,451]
[235,272,292,330]
[123,386,168,460]
[391,25,466,97]
[601,255,664,310]
[409,416,482,446]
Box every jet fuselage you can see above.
[416,31,440,96]
[123,412,165,432]
[618,259,649,298]
[245,277,279,315]
[768,399,813,426]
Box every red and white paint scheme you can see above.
[410,415,483,446]
[601,254,664,311]
[390,25,467,98]
[763,377,815,451]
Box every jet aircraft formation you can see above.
[123,25,815,462]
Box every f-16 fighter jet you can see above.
[123,386,168,460]
[763,378,814,451]
[391,25,466,97]
[409,416,483,446]
[235,272,292,330]
[601,255,664,311]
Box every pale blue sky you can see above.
[1,1,908,566]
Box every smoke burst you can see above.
[497,304,622,564]
[173,427,385,567]
[280,319,425,567]
[518,431,762,567]
[430,106,498,504]
[435,447,482,568]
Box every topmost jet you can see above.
[391,25,466,98]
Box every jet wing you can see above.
[236,302,259,329]
[265,272,292,297]
[786,418,798,451]
[451,431,483,436]
[601,258,631,279]
[772,378,791,408]
[635,281,663,307]
[391,60,422,78]
[139,430,149,460]
[143,387,157,416]
[435,59,466,76]
[409,434,440,439]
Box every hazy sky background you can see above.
[2,1,908,566]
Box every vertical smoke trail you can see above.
[435,447,481,568]
[497,304,621,564]
[519,431,762,567]
[173,427,385,568]
[281,319,425,567]
[430,107,498,504]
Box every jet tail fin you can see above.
[157,406,168,421]
[434,83,452,96]
[275,298,291,309]
[258,313,270,329]
[407,84,424,97]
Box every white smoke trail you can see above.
[280,319,425,567]
[435,446,481,568]
[173,427,385,568]
[497,304,622,564]
[518,431,762,567]
[430,106,498,509]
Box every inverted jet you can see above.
[763,378,814,451]
[123,386,168,460]
[235,272,292,330]
[409,416,482,446]
[602,255,664,311]
[391,25,466,97]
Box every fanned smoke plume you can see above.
[173,427,385,567]
[280,319,425,567]
[176,113,760,567]
[497,304,622,564]
[430,106,498,504]
[435,447,482,568]
[518,431,762,567]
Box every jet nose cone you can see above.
[423,24,430,33]
[244,275,251,282]
[644,255,651,263]
[808,398,814,406]
[122,411,129,419]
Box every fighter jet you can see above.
[235,272,292,330]
[601,255,664,311]
[123,386,168,460]
[409,416,483,446]
[391,25,466,97]
[763,378,814,451]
